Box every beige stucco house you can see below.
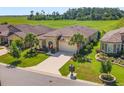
[0,24,55,45]
[100,27,124,54]
[0,24,98,53]
[39,26,98,53]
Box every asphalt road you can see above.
[0,63,100,86]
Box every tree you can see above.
[69,33,85,53]
[100,60,112,74]
[29,10,34,20]
[24,33,39,50]
[10,41,21,59]
[27,8,124,21]
[15,40,24,50]
[30,10,34,15]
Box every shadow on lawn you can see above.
[6,60,21,68]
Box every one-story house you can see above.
[39,25,98,53]
[0,24,55,45]
[100,27,124,54]
[0,24,98,53]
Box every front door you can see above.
[48,41,53,51]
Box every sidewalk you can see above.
[0,46,8,56]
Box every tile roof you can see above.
[15,24,55,35]
[101,27,124,43]
[0,24,54,39]
[43,25,98,38]
[0,24,10,36]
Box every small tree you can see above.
[69,33,85,53]
[100,60,112,74]
[15,40,24,50]
[24,33,39,50]
[10,41,21,60]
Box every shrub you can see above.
[51,48,56,54]
[101,74,114,81]
[1,22,8,25]
[77,56,83,63]
[90,43,94,49]
[100,60,112,74]
[43,46,48,53]
[96,49,101,53]
[25,49,37,58]
[15,40,24,50]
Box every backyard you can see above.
[0,49,49,67]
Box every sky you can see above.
[0,7,124,15]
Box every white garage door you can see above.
[59,40,77,53]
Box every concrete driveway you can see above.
[29,51,73,75]
[0,46,8,56]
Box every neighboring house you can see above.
[0,24,10,44]
[40,26,98,53]
[0,24,55,46]
[100,27,124,54]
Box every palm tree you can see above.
[30,10,34,16]
[69,33,85,53]
[24,33,39,50]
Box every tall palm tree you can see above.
[69,33,85,53]
[30,10,34,16]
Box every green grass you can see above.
[0,49,49,67]
[0,16,118,31]
[59,43,124,85]
[0,16,124,85]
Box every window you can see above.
[105,43,107,52]
[101,43,104,50]
[113,44,116,53]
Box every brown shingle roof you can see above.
[100,27,124,43]
[43,25,98,38]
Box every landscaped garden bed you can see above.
[59,43,124,85]
[99,73,116,85]
[96,52,124,67]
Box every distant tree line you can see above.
[27,7,124,20]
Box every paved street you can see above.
[0,63,101,86]
[28,52,72,75]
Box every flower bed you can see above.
[96,53,124,67]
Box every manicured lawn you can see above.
[1,16,124,85]
[59,43,124,85]
[0,49,49,67]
